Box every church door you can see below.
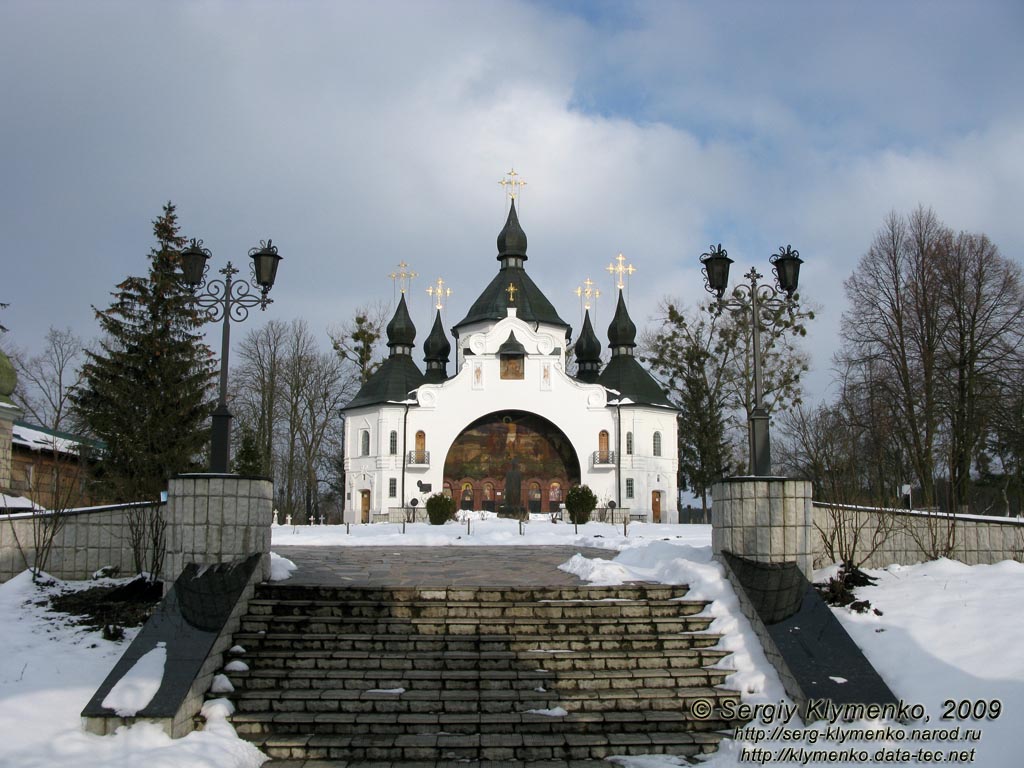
[651,491,662,523]
[360,490,371,524]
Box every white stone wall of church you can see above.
[343,314,679,522]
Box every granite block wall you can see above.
[0,503,161,582]
[163,474,273,583]
[712,478,815,578]
[813,503,1024,569]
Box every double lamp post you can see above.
[699,243,803,476]
[181,239,282,473]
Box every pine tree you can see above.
[73,202,216,500]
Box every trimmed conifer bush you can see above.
[425,492,456,525]
[565,484,598,526]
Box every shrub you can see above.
[565,485,598,526]
[426,493,456,525]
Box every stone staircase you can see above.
[215,583,742,766]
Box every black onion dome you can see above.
[607,290,637,348]
[496,199,528,260]
[386,294,416,350]
[498,331,527,356]
[574,310,601,364]
[423,310,451,363]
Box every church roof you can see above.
[342,355,424,410]
[597,356,674,408]
[453,201,570,333]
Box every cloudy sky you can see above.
[2,0,1022,402]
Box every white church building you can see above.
[341,201,679,523]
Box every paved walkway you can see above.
[271,545,617,587]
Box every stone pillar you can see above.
[712,477,814,579]
[163,474,273,583]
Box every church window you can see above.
[625,478,634,499]
[388,478,397,498]
[653,431,662,457]
[389,430,398,455]
[626,431,633,455]
[598,430,610,462]
[360,430,370,456]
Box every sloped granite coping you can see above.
[82,554,261,737]
[722,551,897,721]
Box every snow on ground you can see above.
[3,518,1021,767]
[271,515,711,550]
[0,571,266,768]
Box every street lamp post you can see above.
[700,243,803,476]
[181,238,282,473]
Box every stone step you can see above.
[230,683,738,716]
[236,647,731,673]
[225,665,731,693]
[229,708,740,738]
[236,616,715,640]
[253,585,690,603]
[248,729,723,762]
[245,598,708,620]
[235,631,722,654]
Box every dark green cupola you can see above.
[423,310,451,384]
[574,309,602,383]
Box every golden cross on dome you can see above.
[499,168,527,201]
[506,282,518,303]
[606,253,636,290]
[388,261,418,294]
[574,277,602,311]
[426,277,452,310]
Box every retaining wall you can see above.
[812,502,1024,569]
[0,502,164,582]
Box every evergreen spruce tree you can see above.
[73,202,216,500]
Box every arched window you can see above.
[389,430,398,455]
[653,431,662,457]
[360,429,370,456]
[413,430,427,464]
[626,431,634,455]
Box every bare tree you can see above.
[840,208,946,507]
[11,327,84,431]
[935,231,1024,510]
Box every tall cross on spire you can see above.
[574,277,602,312]
[499,168,527,201]
[426,276,452,310]
[606,253,636,290]
[388,261,418,294]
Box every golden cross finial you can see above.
[388,261,418,294]
[499,168,527,201]
[426,277,452,310]
[573,277,602,311]
[606,253,636,290]
[506,282,518,303]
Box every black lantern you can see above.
[181,239,211,287]
[250,240,282,292]
[771,245,802,297]
[700,244,733,298]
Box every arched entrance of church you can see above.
[443,410,581,515]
